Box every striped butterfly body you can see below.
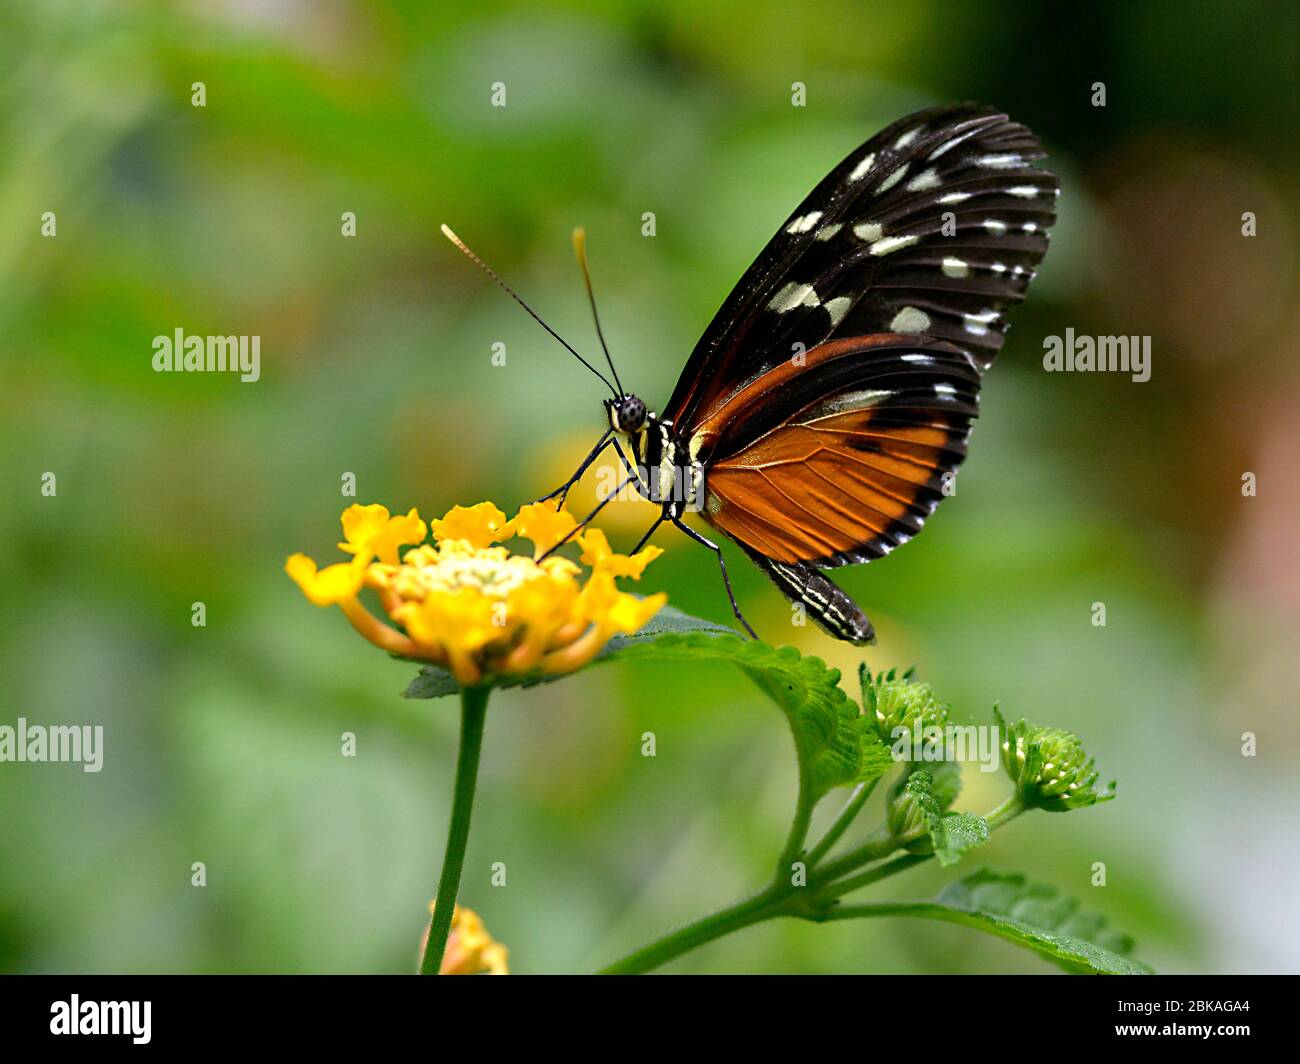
[445,102,1059,644]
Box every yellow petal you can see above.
[340,505,425,565]
[371,507,427,564]
[430,502,514,549]
[285,553,365,606]
[538,555,581,579]
[338,504,391,554]
[513,502,578,558]
[578,528,662,579]
[607,590,667,633]
[394,588,503,657]
[601,545,663,580]
[577,569,620,623]
[576,527,614,567]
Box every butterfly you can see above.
[443,102,1059,643]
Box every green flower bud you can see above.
[861,665,950,751]
[995,708,1116,812]
[885,769,937,853]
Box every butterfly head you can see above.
[606,394,647,435]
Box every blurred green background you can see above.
[2,0,1296,974]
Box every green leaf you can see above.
[888,770,988,866]
[729,644,895,801]
[403,606,892,801]
[918,760,963,811]
[917,868,1153,974]
[929,812,990,867]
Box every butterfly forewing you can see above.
[664,103,1058,431]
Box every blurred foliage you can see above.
[1,0,1297,973]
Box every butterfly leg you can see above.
[538,472,638,561]
[631,516,664,554]
[610,437,648,494]
[535,428,614,508]
[670,517,759,640]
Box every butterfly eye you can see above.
[616,397,646,432]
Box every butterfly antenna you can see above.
[440,224,617,395]
[571,227,624,396]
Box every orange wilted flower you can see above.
[420,902,509,975]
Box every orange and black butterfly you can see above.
[443,103,1058,643]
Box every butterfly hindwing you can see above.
[698,335,980,569]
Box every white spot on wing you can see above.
[803,388,892,419]
[824,295,852,327]
[785,211,824,234]
[934,382,958,396]
[928,127,981,160]
[847,152,876,182]
[982,218,1008,235]
[901,353,933,364]
[877,165,909,193]
[813,223,842,241]
[890,307,931,333]
[868,234,919,256]
[768,281,820,313]
[1008,185,1039,198]
[938,191,971,205]
[941,257,969,278]
[852,221,884,243]
[976,153,1022,169]
[962,309,997,336]
[905,167,942,192]
[894,128,920,150]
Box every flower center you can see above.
[405,553,545,600]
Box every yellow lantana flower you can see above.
[286,500,666,686]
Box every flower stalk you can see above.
[420,685,491,975]
[601,786,1022,974]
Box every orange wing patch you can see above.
[705,408,961,566]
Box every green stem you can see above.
[984,793,1026,830]
[776,756,814,875]
[599,788,1029,973]
[600,888,794,975]
[808,827,899,884]
[804,778,879,867]
[813,795,1028,903]
[419,684,490,975]
[814,852,931,902]
[817,900,935,921]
